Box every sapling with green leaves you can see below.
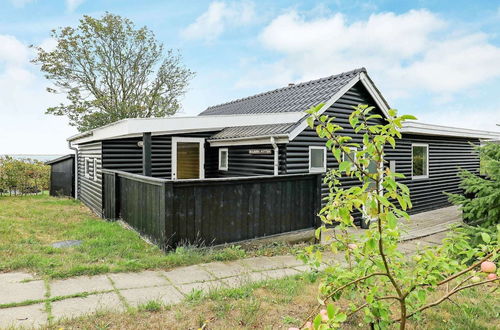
[295,104,499,330]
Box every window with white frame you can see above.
[309,146,326,173]
[84,157,97,180]
[219,148,228,171]
[92,158,97,181]
[412,143,429,179]
[342,147,357,170]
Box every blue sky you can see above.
[1,0,500,154]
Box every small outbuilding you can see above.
[46,154,75,198]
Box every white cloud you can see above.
[241,9,500,100]
[65,0,84,13]
[182,1,255,42]
[0,35,76,154]
[417,106,500,132]
[9,0,35,8]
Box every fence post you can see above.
[113,172,120,220]
[164,182,176,249]
[158,182,166,250]
[314,174,322,228]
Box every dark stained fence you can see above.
[102,169,321,249]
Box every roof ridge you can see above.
[202,67,366,113]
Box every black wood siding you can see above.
[49,156,74,197]
[77,142,102,215]
[387,134,479,214]
[286,81,480,219]
[101,133,285,179]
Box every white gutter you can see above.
[270,136,279,176]
[67,141,78,200]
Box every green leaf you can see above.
[307,116,315,129]
[339,161,351,172]
[313,314,322,329]
[327,303,335,319]
[481,232,491,243]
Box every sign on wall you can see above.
[249,149,272,155]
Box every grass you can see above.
[0,193,303,279]
[45,273,500,329]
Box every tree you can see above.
[33,13,194,132]
[447,142,500,227]
[296,105,498,329]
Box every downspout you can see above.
[270,137,279,176]
[68,141,78,199]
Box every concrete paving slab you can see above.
[0,303,46,329]
[421,232,448,245]
[238,256,301,271]
[176,280,226,295]
[120,285,184,307]
[51,292,124,321]
[260,268,300,280]
[201,261,250,278]
[0,272,35,283]
[108,271,169,289]
[162,265,214,284]
[221,271,270,288]
[50,275,113,297]
[0,280,45,305]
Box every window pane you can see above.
[412,146,427,177]
[220,150,227,168]
[311,148,324,168]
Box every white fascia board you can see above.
[208,135,289,147]
[359,72,391,118]
[288,75,361,141]
[402,121,500,140]
[68,112,304,145]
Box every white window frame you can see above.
[309,146,327,173]
[92,158,98,181]
[411,143,429,180]
[218,148,228,171]
[171,137,205,180]
[342,147,357,170]
[84,157,90,179]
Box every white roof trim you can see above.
[288,72,392,141]
[68,112,305,144]
[402,121,500,139]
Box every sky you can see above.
[1,0,500,154]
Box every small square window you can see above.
[309,146,326,173]
[412,144,429,179]
[219,148,228,171]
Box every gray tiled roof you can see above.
[209,123,296,140]
[199,68,365,116]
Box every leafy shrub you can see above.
[0,156,50,195]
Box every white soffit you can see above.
[402,121,500,139]
[68,112,306,144]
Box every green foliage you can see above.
[299,104,499,329]
[0,156,49,195]
[32,13,194,132]
[447,142,500,227]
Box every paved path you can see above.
[0,207,460,329]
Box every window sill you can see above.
[411,175,429,180]
[309,168,326,173]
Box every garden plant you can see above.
[295,104,499,329]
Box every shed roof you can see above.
[45,154,75,165]
[199,68,368,116]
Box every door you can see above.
[172,137,205,180]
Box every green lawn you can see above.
[0,193,296,279]
[49,273,500,329]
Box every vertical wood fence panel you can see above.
[102,169,321,250]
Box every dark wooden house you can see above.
[68,68,500,226]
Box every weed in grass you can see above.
[238,297,261,326]
[211,300,232,318]
[185,289,205,303]
[138,300,162,312]
[282,315,300,325]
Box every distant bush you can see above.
[0,157,50,196]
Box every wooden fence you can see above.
[102,169,322,249]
